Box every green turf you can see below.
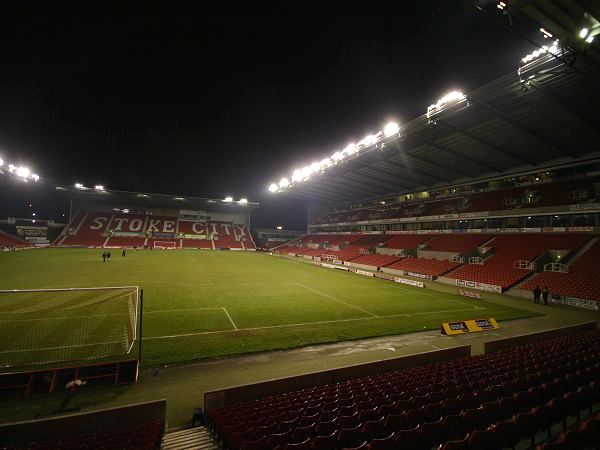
[0,248,538,367]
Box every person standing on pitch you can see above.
[533,286,541,304]
[102,251,107,263]
[542,287,549,305]
[107,250,112,261]
[122,248,126,257]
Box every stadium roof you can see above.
[273,21,600,205]
[55,186,259,212]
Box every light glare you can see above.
[279,178,290,188]
[95,185,104,191]
[580,28,589,38]
[75,183,84,189]
[268,183,278,192]
[239,198,248,204]
[383,122,400,136]
[16,167,30,178]
[224,196,233,202]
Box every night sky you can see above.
[0,1,538,229]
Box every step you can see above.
[162,427,217,450]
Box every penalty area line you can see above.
[293,282,379,318]
[143,306,480,341]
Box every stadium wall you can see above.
[204,345,470,415]
[0,399,166,446]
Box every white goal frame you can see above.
[0,285,139,367]
[153,241,177,249]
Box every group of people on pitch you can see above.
[532,285,550,305]
[101,249,127,262]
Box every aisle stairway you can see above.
[161,426,217,450]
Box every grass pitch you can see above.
[0,248,537,367]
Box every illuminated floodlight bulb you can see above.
[278,178,289,188]
[309,162,320,173]
[75,183,84,189]
[16,167,30,178]
[331,151,344,161]
[8,164,16,173]
[540,28,552,38]
[95,185,104,191]
[358,133,380,147]
[319,158,331,168]
[0,158,3,167]
[276,226,282,230]
[239,198,248,204]
[224,196,233,202]
[343,143,357,155]
[268,183,278,192]
[31,173,39,182]
[383,122,400,136]
[586,35,594,43]
[292,169,304,182]
[580,28,589,38]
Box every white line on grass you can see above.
[294,282,379,318]
[222,307,238,330]
[143,307,480,341]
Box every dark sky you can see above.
[0,1,537,229]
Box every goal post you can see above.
[153,241,177,249]
[0,286,139,368]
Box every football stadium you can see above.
[1,1,600,449]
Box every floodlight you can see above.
[268,183,278,192]
[292,169,303,182]
[358,133,381,147]
[580,28,589,38]
[331,151,343,161]
[278,178,289,188]
[343,143,357,155]
[239,198,248,204]
[309,162,320,173]
[319,158,331,168]
[224,196,233,202]
[8,164,16,173]
[276,226,282,230]
[540,28,552,38]
[0,159,3,166]
[383,122,400,136]
[586,35,594,43]
[75,183,84,189]
[31,173,39,182]
[94,185,104,191]
[16,167,30,178]
[427,91,466,117]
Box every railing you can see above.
[452,255,465,263]
[544,262,569,273]
[469,256,484,265]
[513,260,536,270]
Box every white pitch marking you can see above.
[222,307,238,330]
[293,282,379,318]
[144,307,479,341]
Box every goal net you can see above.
[153,241,177,249]
[0,286,138,368]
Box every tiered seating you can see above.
[384,235,431,250]
[0,230,27,247]
[350,235,391,247]
[7,420,163,450]
[210,329,600,450]
[537,411,600,449]
[425,234,493,254]
[387,257,460,278]
[520,239,600,301]
[106,236,147,248]
[61,212,113,247]
[447,234,590,290]
[322,245,365,262]
[313,176,600,226]
[182,239,213,249]
[351,254,402,268]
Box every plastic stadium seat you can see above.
[383,413,405,433]
[532,404,553,438]
[367,432,395,450]
[439,437,469,450]
[514,412,536,447]
[310,431,337,450]
[338,425,365,449]
[468,429,495,450]
[442,413,466,441]
[493,419,519,449]
[361,419,385,441]
[419,419,444,449]
[394,425,420,450]
[240,435,267,450]
[315,419,338,437]
[424,402,444,422]
[268,429,293,448]
[442,398,463,416]
[557,430,587,450]
[339,412,360,429]
[404,407,425,429]
[463,408,487,432]
[283,437,312,449]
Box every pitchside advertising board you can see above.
[455,279,502,293]
[441,318,500,336]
